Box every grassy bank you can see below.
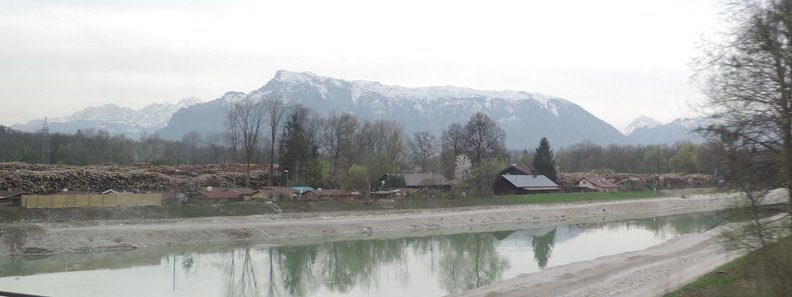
[664,236,792,297]
[497,190,667,204]
[0,190,679,223]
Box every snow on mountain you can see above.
[627,117,713,144]
[11,97,203,138]
[158,70,629,148]
[622,115,661,136]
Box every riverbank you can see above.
[3,190,783,297]
[2,191,746,258]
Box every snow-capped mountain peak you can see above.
[622,115,661,135]
[11,98,204,138]
[156,70,629,147]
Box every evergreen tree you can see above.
[278,105,324,187]
[531,137,558,183]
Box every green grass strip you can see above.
[495,190,667,204]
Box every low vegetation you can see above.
[664,236,792,297]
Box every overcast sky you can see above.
[0,0,721,130]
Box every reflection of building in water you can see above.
[0,249,161,277]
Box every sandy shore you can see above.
[2,191,778,296]
[446,226,733,297]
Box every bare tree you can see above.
[321,112,359,187]
[409,131,439,173]
[206,132,228,164]
[181,130,203,165]
[225,97,268,187]
[696,0,792,249]
[461,112,508,164]
[265,98,287,186]
[441,123,465,156]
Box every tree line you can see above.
[1,101,720,191]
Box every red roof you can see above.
[258,187,297,197]
[500,164,533,175]
[579,176,619,188]
[228,188,257,195]
[198,188,239,199]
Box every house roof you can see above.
[261,186,300,193]
[502,175,559,189]
[0,191,24,199]
[579,176,619,188]
[198,188,239,199]
[307,189,356,196]
[500,164,533,175]
[228,188,257,195]
[56,191,99,195]
[292,187,314,193]
[259,186,298,197]
[101,188,143,194]
[401,173,451,187]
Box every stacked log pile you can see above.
[557,173,717,190]
[0,162,277,194]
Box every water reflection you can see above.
[437,233,509,294]
[0,212,720,297]
[531,228,556,269]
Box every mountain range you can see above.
[12,98,203,139]
[11,70,707,148]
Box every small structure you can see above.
[493,174,559,195]
[576,176,620,192]
[381,173,451,190]
[102,188,145,195]
[258,186,300,201]
[227,188,266,201]
[302,189,362,201]
[196,188,243,203]
[0,191,24,206]
[500,164,533,175]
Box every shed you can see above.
[258,186,300,201]
[500,164,533,175]
[382,173,451,190]
[102,188,145,195]
[577,176,620,192]
[228,188,266,201]
[0,191,24,206]
[302,189,362,201]
[196,188,242,203]
[493,174,559,195]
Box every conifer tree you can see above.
[531,137,558,183]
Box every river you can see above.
[0,211,721,297]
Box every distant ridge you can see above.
[12,98,203,139]
[157,70,631,148]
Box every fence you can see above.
[21,194,161,208]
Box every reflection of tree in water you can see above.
[224,249,263,297]
[437,233,509,294]
[277,245,321,297]
[531,228,556,269]
[320,238,409,294]
[631,213,715,238]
